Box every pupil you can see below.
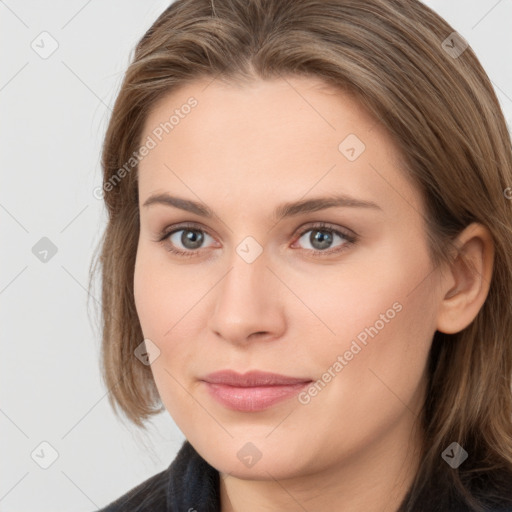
[312,230,332,250]
[183,229,203,249]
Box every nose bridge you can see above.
[208,241,285,343]
[219,243,272,316]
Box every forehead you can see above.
[137,76,423,220]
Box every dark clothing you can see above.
[97,440,219,511]
[96,440,512,512]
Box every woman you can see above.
[91,0,512,510]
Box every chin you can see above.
[191,433,312,480]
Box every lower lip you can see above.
[203,382,310,412]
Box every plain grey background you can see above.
[1,1,511,510]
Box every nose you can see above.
[207,248,286,346]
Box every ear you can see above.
[436,222,495,334]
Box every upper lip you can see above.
[201,370,312,387]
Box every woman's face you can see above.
[134,76,444,480]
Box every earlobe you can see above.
[435,223,495,335]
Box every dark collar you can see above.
[97,439,220,511]
[167,440,220,511]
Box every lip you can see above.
[200,370,312,412]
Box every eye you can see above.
[292,222,357,256]
[156,223,217,258]
[155,221,357,258]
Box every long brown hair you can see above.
[90,0,512,509]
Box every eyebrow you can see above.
[142,192,382,220]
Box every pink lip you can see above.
[200,370,312,412]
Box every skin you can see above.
[133,76,494,511]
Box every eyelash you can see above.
[154,221,358,259]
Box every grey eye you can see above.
[168,229,213,251]
[297,229,346,251]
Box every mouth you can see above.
[200,370,313,412]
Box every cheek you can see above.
[133,244,187,339]
[302,238,437,406]
[134,247,202,427]
[133,244,204,382]
[295,240,434,355]
[133,253,161,339]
